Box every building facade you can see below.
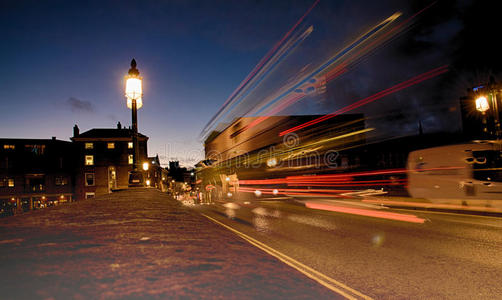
[145,155,169,192]
[0,138,75,216]
[71,123,149,200]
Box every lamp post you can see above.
[474,76,501,139]
[125,59,144,186]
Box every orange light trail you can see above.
[305,202,426,223]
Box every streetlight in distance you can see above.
[125,59,144,187]
[475,96,489,113]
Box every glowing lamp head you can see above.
[146,179,151,186]
[476,96,489,112]
[142,162,149,171]
[125,59,143,109]
[254,190,262,197]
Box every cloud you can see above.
[66,97,95,113]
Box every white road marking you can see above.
[202,213,373,300]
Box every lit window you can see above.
[85,173,95,186]
[107,142,115,149]
[3,145,15,150]
[128,142,133,149]
[85,192,95,199]
[128,154,134,164]
[85,155,94,166]
[85,143,93,149]
[8,178,14,187]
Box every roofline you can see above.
[0,138,71,143]
[71,136,148,142]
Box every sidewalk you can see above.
[0,189,336,299]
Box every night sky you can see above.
[1,0,499,166]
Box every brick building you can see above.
[71,123,149,200]
[0,137,75,215]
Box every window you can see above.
[55,176,68,186]
[85,173,95,186]
[128,154,133,165]
[25,144,45,155]
[128,142,133,149]
[107,142,115,149]
[28,177,44,191]
[85,143,93,149]
[3,144,15,150]
[85,192,95,199]
[85,155,94,166]
[7,178,14,187]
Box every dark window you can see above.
[472,150,502,182]
[55,176,68,186]
[85,173,95,186]
[24,144,45,155]
[27,177,44,191]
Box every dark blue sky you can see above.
[1,0,322,166]
[1,0,494,166]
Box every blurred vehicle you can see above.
[407,140,502,207]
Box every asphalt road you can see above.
[0,189,338,300]
[195,198,502,299]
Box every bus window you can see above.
[472,151,502,182]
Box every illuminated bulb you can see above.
[142,162,149,171]
[254,190,262,197]
[273,189,279,195]
[125,77,143,109]
[146,180,151,186]
[227,192,233,197]
[476,96,489,112]
[225,177,230,182]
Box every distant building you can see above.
[1,122,170,216]
[71,123,148,200]
[168,161,186,182]
[0,137,75,216]
[145,155,169,192]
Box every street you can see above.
[195,197,502,299]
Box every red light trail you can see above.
[279,65,449,136]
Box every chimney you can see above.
[52,136,56,141]
[117,121,122,129]
[73,124,80,137]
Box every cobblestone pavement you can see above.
[0,189,337,299]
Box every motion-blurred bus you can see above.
[407,141,502,207]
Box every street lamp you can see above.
[473,77,502,139]
[126,59,144,186]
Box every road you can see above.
[194,197,502,299]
